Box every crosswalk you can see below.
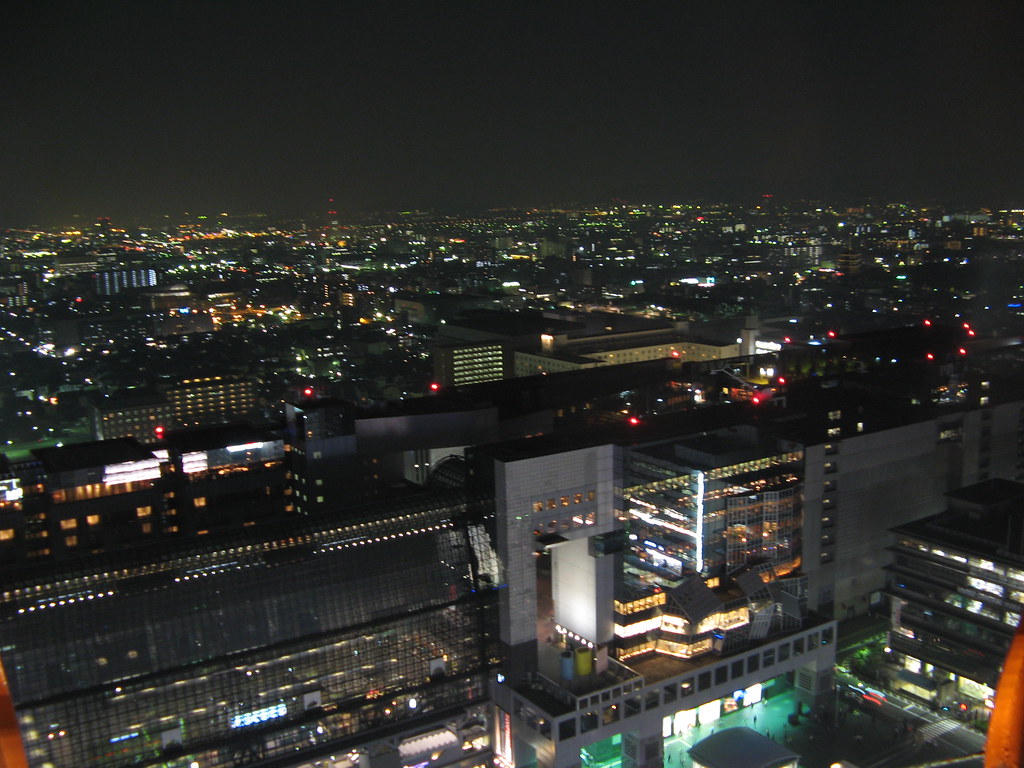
[916,718,959,744]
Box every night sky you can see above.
[3,1,1023,224]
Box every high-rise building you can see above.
[887,478,1024,709]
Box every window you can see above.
[0,529,14,541]
[194,497,206,508]
[645,689,660,710]
[715,666,728,685]
[663,684,676,703]
[698,671,712,690]
[624,696,642,717]
[731,660,744,678]
[136,506,152,518]
[779,644,790,662]
[60,519,77,530]
[86,515,100,525]
[747,654,760,673]
[763,649,775,666]
[65,535,77,547]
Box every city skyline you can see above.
[4,1,1024,226]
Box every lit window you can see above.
[60,519,77,530]
[86,515,100,525]
[136,506,152,518]
[65,535,77,547]
[0,529,14,541]
[194,497,206,508]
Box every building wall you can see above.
[801,398,1024,614]
[493,445,618,649]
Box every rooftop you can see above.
[33,438,155,473]
[163,423,279,453]
[688,726,800,768]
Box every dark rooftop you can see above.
[33,438,156,472]
[688,726,800,768]
[163,423,278,453]
[946,478,1024,508]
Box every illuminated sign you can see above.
[181,451,208,474]
[0,479,22,502]
[230,702,287,728]
[226,442,264,453]
[755,340,782,352]
[103,458,161,486]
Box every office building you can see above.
[433,343,509,387]
[887,478,1024,708]
[93,377,257,442]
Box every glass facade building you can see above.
[0,491,499,768]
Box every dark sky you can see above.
[2,1,1023,224]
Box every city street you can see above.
[582,678,985,768]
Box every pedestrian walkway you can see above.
[916,719,959,745]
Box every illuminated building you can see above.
[987,614,1024,768]
[94,268,159,296]
[91,389,173,442]
[17,439,166,559]
[160,423,285,534]
[798,381,1024,617]
[433,343,508,387]
[477,437,835,768]
[142,283,214,336]
[887,479,1024,709]
[93,377,257,442]
[435,309,740,381]
[284,397,357,514]
[0,492,498,768]
[623,425,802,582]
